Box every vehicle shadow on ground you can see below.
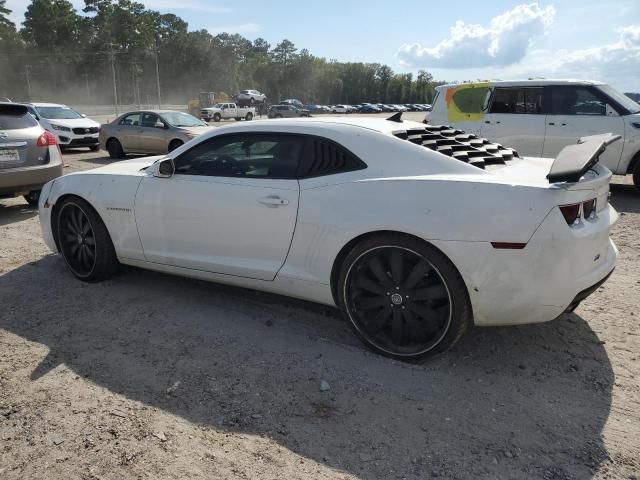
[0,200,37,226]
[610,183,640,214]
[0,256,613,479]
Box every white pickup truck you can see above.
[200,103,256,122]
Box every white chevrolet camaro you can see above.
[38,116,619,360]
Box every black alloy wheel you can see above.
[56,197,118,282]
[58,202,97,278]
[339,235,470,360]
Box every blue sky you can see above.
[6,0,640,91]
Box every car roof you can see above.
[437,79,607,89]
[28,102,69,107]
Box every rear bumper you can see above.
[0,161,63,196]
[432,204,619,326]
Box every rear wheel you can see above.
[168,139,183,152]
[245,112,253,121]
[337,234,471,361]
[23,190,40,207]
[633,160,640,190]
[106,138,124,159]
[56,197,117,282]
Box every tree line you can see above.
[0,0,444,106]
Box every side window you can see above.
[174,134,304,179]
[141,113,161,128]
[452,87,491,114]
[120,113,141,126]
[299,137,367,178]
[551,86,606,115]
[489,88,543,114]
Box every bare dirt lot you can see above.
[1,116,639,479]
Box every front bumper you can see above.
[54,131,99,147]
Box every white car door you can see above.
[480,87,546,156]
[542,85,625,172]
[134,132,303,281]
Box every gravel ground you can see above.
[1,115,638,479]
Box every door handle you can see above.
[259,195,289,207]
[495,121,501,124]
[548,122,555,126]
[484,120,490,124]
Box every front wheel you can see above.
[213,113,221,122]
[56,197,118,282]
[106,138,124,159]
[168,139,183,152]
[337,234,471,361]
[89,145,100,152]
[633,160,640,191]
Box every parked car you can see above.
[280,99,305,109]
[426,79,640,189]
[39,116,617,360]
[22,103,100,151]
[0,103,63,206]
[359,104,382,113]
[331,105,350,113]
[376,104,394,112]
[268,105,310,118]
[99,110,212,158]
[236,89,267,104]
[200,103,255,122]
[303,104,326,114]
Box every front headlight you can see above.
[50,124,71,132]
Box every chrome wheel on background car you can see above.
[58,202,97,278]
[338,234,470,360]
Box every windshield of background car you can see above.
[37,106,83,119]
[162,112,206,127]
[0,106,39,129]
[597,85,640,114]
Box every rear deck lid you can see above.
[547,134,621,183]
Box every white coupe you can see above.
[38,115,619,360]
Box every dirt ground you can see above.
[1,116,639,479]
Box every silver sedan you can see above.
[99,110,213,159]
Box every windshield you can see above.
[212,103,224,108]
[37,106,83,119]
[161,111,206,127]
[597,85,640,114]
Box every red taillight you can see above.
[37,131,58,147]
[559,203,581,225]
[583,199,596,219]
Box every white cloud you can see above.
[208,22,261,36]
[397,3,555,68]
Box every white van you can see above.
[425,79,640,189]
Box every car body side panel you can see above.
[44,168,147,261]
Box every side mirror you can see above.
[81,113,87,118]
[153,158,174,178]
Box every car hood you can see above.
[73,156,164,176]
[41,117,100,128]
[202,107,222,112]
[176,126,213,136]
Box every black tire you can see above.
[337,233,471,361]
[250,98,255,105]
[168,139,183,152]
[106,138,124,159]
[633,160,640,191]
[245,112,253,121]
[235,117,241,121]
[275,114,283,118]
[23,190,40,207]
[55,196,118,282]
[213,113,221,122]
[89,145,100,152]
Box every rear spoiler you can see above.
[547,133,621,183]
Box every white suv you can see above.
[425,79,640,189]
[23,103,101,151]
[236,89,266,104]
